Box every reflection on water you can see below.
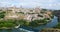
[0,16,58,32]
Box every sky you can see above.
[0,0,60,10]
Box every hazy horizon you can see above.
[0,0,60,10]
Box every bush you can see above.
[28,19,48,27]
[0,19,19,28]
[53,22,60,29]
[0,11,6,18]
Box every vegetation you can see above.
[0,8,54,29]
[0,19,19,28]
[42,9,47,11]
[18,19,26,25]
[52,10,60,29]
[18,18,49,28]
[53,22,60,29]
[52,10,60,22]
[29,19,48,27]
[18,12,24,14]
[0,11,6,18]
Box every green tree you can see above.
[0,11,6,18]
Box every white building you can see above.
[24,14,32,22]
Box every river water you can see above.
[0,16,58,32]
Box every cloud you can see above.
[0,0,60,10]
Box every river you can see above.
[0,16,58,32]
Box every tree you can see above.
[0,11,6,18]
[42,9,47,11]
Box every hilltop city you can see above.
[0,6,60,32]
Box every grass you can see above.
[0,19,19,28]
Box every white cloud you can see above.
[0,0,60,9]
